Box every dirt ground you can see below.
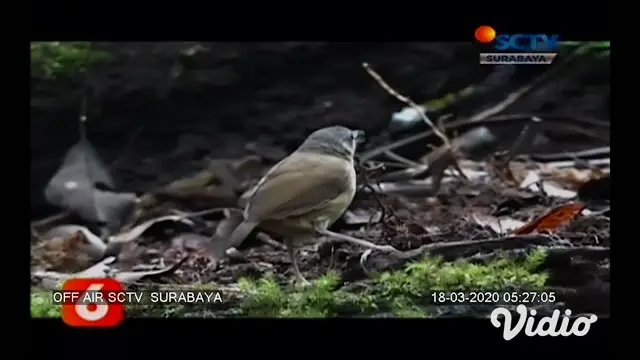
[30,42,610,317]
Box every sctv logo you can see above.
[475,25,559,52]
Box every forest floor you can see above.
[30,42,610,318]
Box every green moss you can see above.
[239,272,378,318]
[237,250,549,318]
[30,42,112,79]
[31,291,61,318]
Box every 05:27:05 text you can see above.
[430,291,557,305]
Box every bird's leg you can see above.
[284,238,311,287]
[316,228,401,253]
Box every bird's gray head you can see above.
[297,126,366,160]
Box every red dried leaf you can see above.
[513,202,586,235]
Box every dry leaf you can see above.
[31,256,189,289]
[519,171,576,198]
[103,214,195,258]
[32,257,119,289]
[44,138,137,230]
[548,168,601,190]
[471,214,526,234]
[513,202,586,235]
[110,215,195,244]
[41,225,107,255]
[31,226,108,272]
[114,256,189,283]
[343,209,382,226]
[46,138,114,191]
[539,181,577,199]
[506,161,530,184]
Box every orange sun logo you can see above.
[475,26,496,43]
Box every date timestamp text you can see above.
[430,291,556,305]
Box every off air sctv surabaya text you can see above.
[52,290,224,305]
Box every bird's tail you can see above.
[207,219,258,261]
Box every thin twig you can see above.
[502,116,542,166]
[356,161,389,226]
[363,62,451,147]
[383,151,421,167]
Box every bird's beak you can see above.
[354,130,366,144]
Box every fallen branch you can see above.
[395,234,563,260]
[374,235,609,271]
[468,245,610,262]
[359,234,574,274]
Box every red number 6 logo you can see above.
[62,279,125,328]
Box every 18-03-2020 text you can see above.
[430,291,556,305]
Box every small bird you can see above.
[207,125,398,285]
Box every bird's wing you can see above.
[246,152,353,221]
